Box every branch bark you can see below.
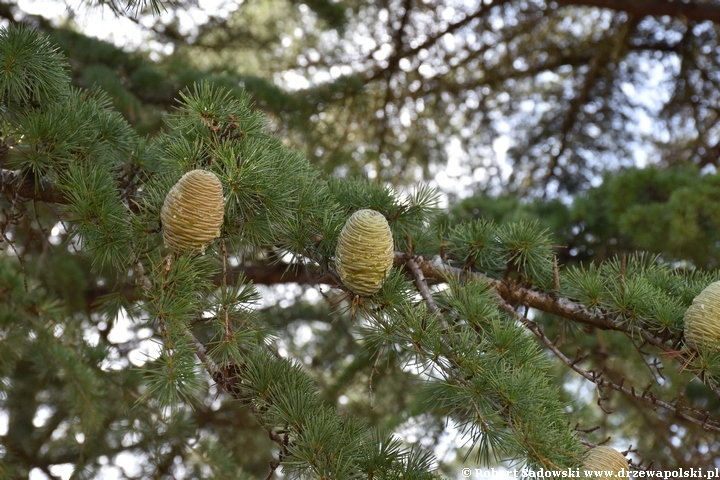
[364,0,513,83]
[393,252,720,406]
[1,169,68,204]
[555,0,720,23]
[499,299,720,436]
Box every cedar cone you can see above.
[684,281,720,353]
[335,209,394,296]
[583,446,629,478]
[161,169,225,254]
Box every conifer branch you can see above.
[184,327,220,378]
[396,252,623,330]
[406,314,578,468]
[405,257,439,314]
[495,296,720,434]
[364,0,513,83]
[179,322,301,474]
[393,252,720,405]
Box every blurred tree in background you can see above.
[7,0,720,192]
[2,0,720,478]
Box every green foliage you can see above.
[448,166,720,271]
[5,17,720,478]
[140,345,206,408]
[288,0,347,30]
[0,255,193,478]
[357,276,584,469]
[497,220,555,287]
[573,166,720,268]
[2,77,140,282]
[447,218,506,274]
[62,163,134,269]
[446,217,556,288]
[430,280,582,468]
[561,253,720,339]
[0,24,69,112]
[239,347,435,479]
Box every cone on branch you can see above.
[582,446,628,478]
[335,209,394,296]
[160,169,225,255]
[683,281,720,354]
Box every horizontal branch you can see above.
[1,169,68,204]
[393,252,720,407]
[5,164,712,404]
[218,261,334,287]
[555,0,720,24]
[365,0,512,83]
[394,252,624,333]
[501,300,720,435]
[83,261,334,310]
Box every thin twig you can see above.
[406,257,439,314]
[394,252,720,400]
[496,297,720,433]
[184,328,221,377]
[369,341,386,410]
